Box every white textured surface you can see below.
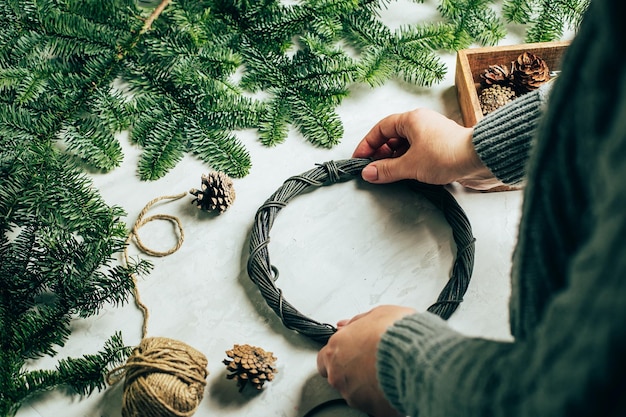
[17,2,526,416]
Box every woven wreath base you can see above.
[247,158,475,344]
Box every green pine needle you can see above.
[0,0,587,181]
[258,98,290,147]
[438,0,507,48]
[61,117,124,171]
[135,113,187,181]
[0,140,148,416]
[503,0,536,24]
[287,94,344,148]
[503,0,590,42]
[188,124,252,178]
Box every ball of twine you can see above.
[247,158,476,344]
[108,337,208,417]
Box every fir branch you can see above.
[90,86,135,133]
[343,11,448,87]
[502,0,536,24]
[12,72,49,105]
[356,47,396,87]
[121,2,259,178]
[10,368,62,412]
[391,46,448,87]
[10,303,72,360]
[258,97,290,147]
[239,40,290,92]
[300,0,361,43]
[1,0,585,182]
[6,332,132,414]
[188,122,253,177]
[286,93,344,148]
[240,36,356,147]
[124,67,255,179]
[196,94,263,131]
[37,7,122,50]
[0,140,149,416]
[0,226,45,318]
[204,0,305,57]
[141,0,173,35]
[60,116,124,171]
[56,332,132,395]
[0,103,53,140]
[564,0,589,28]
[204,0,283,32]
[396,22,460,52]
[167,3,214,45]
[289,40,356,101]
[134,110,187,181]
[0,0,142,172]
[438,0,506,47]
[503,0,589,42]
[525,0,566,42]
[526,0,589,42]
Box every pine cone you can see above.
[480,64,512,87]
[189,171,235,213]
[479,85,516,115]
[511,52,550,94]
[223,344,277,392]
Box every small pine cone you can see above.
[480,64,512,87]
[223,344,277,392]
[189,171,235,213]
[511,52,550,94]
[479,85,516,115]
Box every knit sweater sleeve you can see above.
[377,224,626,417]
[471,83,551,186]
[376,0,626,412]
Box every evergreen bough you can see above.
[0,139,151,416]
[0,0,588,180]
[503,0,590,42]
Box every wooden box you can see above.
[455,41,570,127]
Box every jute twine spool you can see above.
[107,192,208,417]
[108,337,208,417]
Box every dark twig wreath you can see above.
[247,158,475,344]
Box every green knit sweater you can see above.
[377,0,626,416]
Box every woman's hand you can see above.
[353,108,494,186]
[317,305,416,417]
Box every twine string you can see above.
[131,214,184,257]
[109,192,208,417]
[124,192,187,338]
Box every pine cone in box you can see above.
[511,52,550,94]
[479,85,516,115]
[480,64,512,87]
[189,171,235,213]
[223,344,277,392]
